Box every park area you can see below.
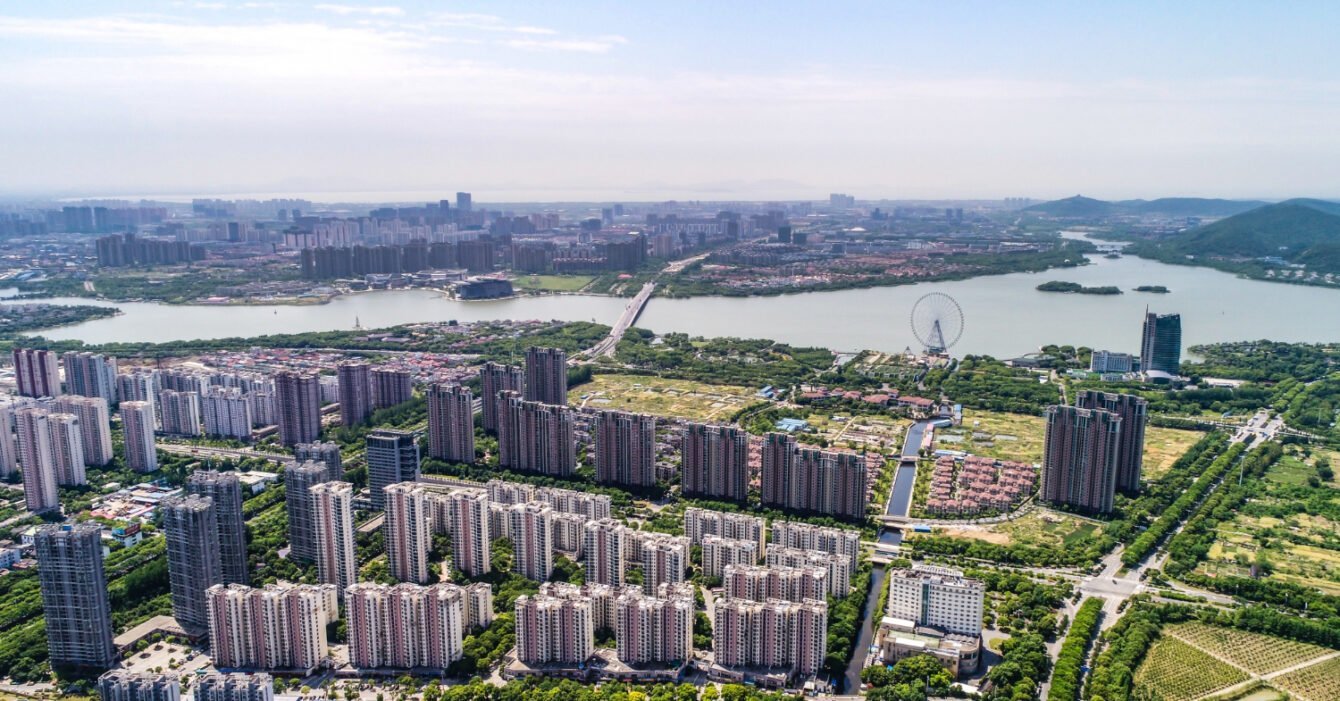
[1135,622,1339,701]
[512,274,595,292]
[1195,448,1340,596]
[572,374,757,422]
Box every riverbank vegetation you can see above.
[1035,281,1122,295]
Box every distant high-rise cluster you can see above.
[345,582,467,670]
[594,409,657,487]
[680,422,750,502]
[497,393,576,476]
[205,582,339,673]
[425,383,474,463]
[274,371,322,446]
[365,429,420,510]
[761,433,868,519]
[1040,404,1124,514]
[35,523,117,670]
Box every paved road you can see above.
[157,442,292,464]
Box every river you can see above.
[11,241,1340,355]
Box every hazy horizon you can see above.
[3,1,1339,201]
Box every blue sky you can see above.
[1,1,1338,201]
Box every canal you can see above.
[841,421,928,692]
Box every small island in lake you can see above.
[1036,281,1123,295]
[1133,285,1171,293]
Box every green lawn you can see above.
[513,275,595,292]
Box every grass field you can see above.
[513,274,595,292]
[929,509,1099,548]
[782,412,909,452]
[572,374,756,422]
[936,409,1046,462]
[1142,426,1205,482]
[1135,637,1250,701]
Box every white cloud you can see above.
[313,4,402,17]
[512,26,558,36]
[503,35,628,53]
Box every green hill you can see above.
[1146,199,1340,274]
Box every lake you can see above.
[11,245,1340,357]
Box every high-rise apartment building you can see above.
[767,547,852,598]
[274,371,321,446]
[425,383,474,463]
[345,582,466,670]
[681,422,750,502]
[12,348,61,398]
[722,564,827,603]
[886,565,985,637]
[509,501,554,582]
[1140,312,1182,377]
[294,442,342,481]
[158,390,202,437]
[536,485,611,520]
[52,395,113,466]
[1076,390,1148,494]
[193,673,274,701]
[514,591,594,666]
[701,536,760,579]
[497,394,576,476]
[443,490,491,577]
[336,361,372,426]
[771,521,862,570]
[121,401,157,472]
[161,495,223,631]
[478,362,523,434]
[96,671,181,701]
[370,368,413,409]
[713,598,826,679]
[552,511,586,555]
[1041,405,1122,513]
[456,192,472,212]
[116,370,158,422]
[383,482,432,584]
[594,410,657,487]
[201,386,252,440]
[583,518,630,586]
[205,582,338,673]
[61,352,117,403]
[16,408,58,512]
[523,347,568,406]
[365,429,420,510]
[762,433,867,519]
[48,412,86,486]
[683,507,765,554]
[637,532,688,594]
[285,461,332,563]
[310,481,357,592]
[0,398,38,477]
[615,589,694,665]
[35,523,116,669]
[187,470,249,585]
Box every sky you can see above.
[2,1,1339,202]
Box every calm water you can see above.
[12,247,1340,356]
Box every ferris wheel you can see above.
[910,292,964,354]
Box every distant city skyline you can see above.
[1,2,1338,201]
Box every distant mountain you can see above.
[1022,195,1116,217]
[1150,199,1340,273]
[1119,198,1269,217]
[1023,195,1269,218]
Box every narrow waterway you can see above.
[842,422,929,692]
